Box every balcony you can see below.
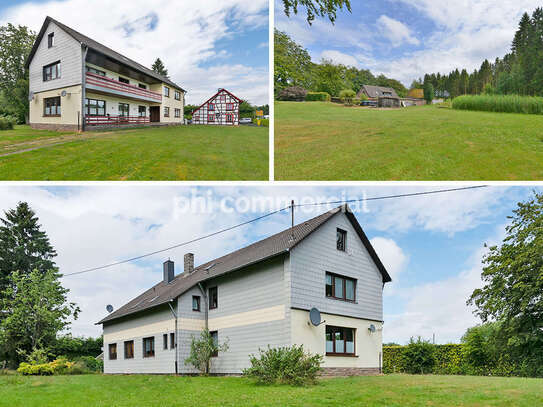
[85,72,162,103]
[85,115,150,127]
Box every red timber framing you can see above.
[192,88,242,126]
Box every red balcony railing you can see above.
[85,72,162,102]
[85,115,151,126]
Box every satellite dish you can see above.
[106,304,114,313]
[61,90,67,97]
[309,307,322,326]
[28,91,34,101]
[368,324,376,333]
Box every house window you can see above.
[164,107,170,117]
[325,272,356,302]
[192,295,201,311]
[43,61,61,81]
[143,337,155,358]
[138,83,147,89]
[48,32,54,48]
[86,66,105,76]
[209,287,218,309]
[85,98,106,116]
[164,86,170,97]
[174,90,181,100]
[226,103,233,111]
[210,331,218,357]
[326,326,355,356]
[44,97,61,116]
[118,103,129,120]
[208,103,215,111]
[337,228,347,251]
[124,340,134,359]
[174,108,181,118]
[138,106,146,117]
[208,113,215,122]
[108,343,117,360]
[220,95,226,102]
[118,77,129,84]
[170,333,175,349]
[226,114,233,123]
[163,334,168,350]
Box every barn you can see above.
[192,89,242,126]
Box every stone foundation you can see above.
[30,123,79,132]
[320,367,381,377]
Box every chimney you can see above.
[184,253,194,274]
[163,260,174,283]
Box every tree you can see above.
[0,202,57,301]
[313,59,347,97]
[0,23,36,123]
[0,269,80,367]
[403,337,435,374]
[468,192,543,375]
[274,30,313,94]
[282,0,351,24]
[423,82,434,104]
[151,58,168,77]
[339,89,356,105]
[239,101,254,118]
[184,328,229,374]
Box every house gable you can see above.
[192,89,242,126]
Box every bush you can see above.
[51,335,103,359]
[184,328,229,375]
[0,116,16,130]
[74,356,103,372]
[339,89,356,105]
[16,358,83,376]
[305,92,331,102]
[452,94,543,115]
[243,345,323,386]
[403,337,435,374]
[277,86,307,101]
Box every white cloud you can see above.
[0,0,268,104]
[370,237,408,284]
[377,15,420,47]
[320,50,360,67]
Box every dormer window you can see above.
[337,228,346,251]
[48,32,54,48]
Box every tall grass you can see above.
[452,95,543,114]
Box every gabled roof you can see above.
[25,16,185,92]
[192,88,243,114]
[359,85,399,99]
[97,205,391,325]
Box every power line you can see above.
[65,185,487,277]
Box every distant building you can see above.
[191,89,242,126]
[357,85,400,108]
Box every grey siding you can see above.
[177,285,205,374]
[29,21,83,94]
[290,212,384,321]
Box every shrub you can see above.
[403,337,435,374]
[0,116,17,130]
[16,358,79,376]
[339,89,356,105]
[259,118,269,127]
[184,328,229,375]
[452,94,543,115]
[74,356,103,372]
[243,345,323,386]
[277,86,307,101]
[305,92,331,102]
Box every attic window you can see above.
[337,228,347,251]
[48,32,54,48]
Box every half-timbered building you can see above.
[191,89,242,126]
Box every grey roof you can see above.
[359,85,399,99]
[26,16,185,92]
[97,205,391,325]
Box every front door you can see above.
[150,106,160,123]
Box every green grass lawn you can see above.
[0,374,541,406]
[274,101,543,180]
[0,125,268,180]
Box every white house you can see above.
[25,16,186,131]
[97,205,391,376]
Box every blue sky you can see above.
[275,0,541,86]
[0,0,269,104]
[0,185,538,344]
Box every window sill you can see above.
[43,115,61,117]
[326,296,357,304]
[326,354,358,358]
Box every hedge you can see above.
[305,92,331,102]
[452,94,543,115]
[0,116,16,130]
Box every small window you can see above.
[210,331,218,357]
[337,228,347,251]
[174,108,181,118]
[226,114,233,123]
[220,95,226,102]
[143,337,155,358]
[138,83,147,89]
[170,333,175,349]
[42,61,61,81]
[174,90,181,100]
[209,287,218,309]
[326,326,355,356]
[124,340,134,359]
[226,103,233,111]
[164,86,170,97]
[118,77,129,84]
[163,334,168,350]
[44,97,61,116]
[208,113,215,122]
[48,32,54,48]
[108,343,117,360]
[192,295,201,311]
[138,106,146,117]
[86,66,105,76]
[164,107,170,117]
[325,272,356,302]
[208,103,215,111]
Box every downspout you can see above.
[168,300,178,375]
[197,282,208,330]
[81,44,88,133]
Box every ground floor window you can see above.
[124,340,134,359]
[325,326,355,356]
[210,331,218,357]
[138,106,146,117]
[85,98,105,116]
[226,114,233,123]
[170,333,175,349]
[118,103,129,118]
[108,343,117,360]
[208,113,215,122]
[163,334,168,350]
[164,107,170,117]
[44,96,61,116]
[175,108,181,118]
[143,337,155,358]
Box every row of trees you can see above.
[421,7,543,98]
[274,30,407,99]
